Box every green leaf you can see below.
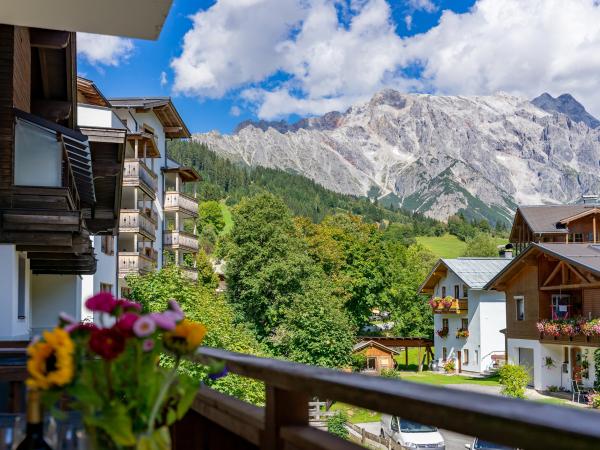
[136,427,171,450]
[85,403,136,447]
[175,376,199,420]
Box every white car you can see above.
[466,438,518,450]
[380,414,445,449]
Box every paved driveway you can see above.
[354,422,472,450]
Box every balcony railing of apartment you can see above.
[119,209,157,241]
[168,347,600,450]
[431,298,468,314]
[123,159,158,197]
[118,252,155,277]
[164,230,199,252]
[164,191,199,217]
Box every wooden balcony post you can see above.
[263,386,309,450]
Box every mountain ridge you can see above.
[195,90,600,225]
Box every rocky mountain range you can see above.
[193,90,600,225]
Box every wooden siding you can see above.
[583,288,600,317]
[505,264,540,340]
[12,27,30,113]
[0,25,15,190]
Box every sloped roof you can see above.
[485,243,600,290]
[518,205,591,234]
[352,340,399,355]
[109,97,190,138]
[419,258,512,293]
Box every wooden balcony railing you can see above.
[119,209,156,240]
[118,252,155,277]
[173,347,600,450]
[432,298,468,314]
[123,159,158,197]
[180,266,198,282]
[164,230,199,252]
[164,191,198,217]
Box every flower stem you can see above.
[147,357,180,435]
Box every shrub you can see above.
[443,359,456,373]
[327,411,349,439]
[587,392,600,409]
[546,385,559,392]
[350,353,367,372]
[380,368,402,378]
[498,364,530,398]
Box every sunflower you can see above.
[27,327,75,390]
[164,320,206,355]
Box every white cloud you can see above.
[407,0,437,13]
[77,33,134,66]
[172,0,600,119]
[160,71,168,87]
[403,0,600,116]
[404,15,412,30]
[230,105,242,116]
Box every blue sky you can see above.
[77,0,600,134]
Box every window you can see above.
[442,318,449,329]
[391,416,399,432]
[367,357,376,370]
[100,283,112,294]
[475,350,479,364]
[120,287,132,298]
[464,349,469,365]
[515,296,525,321]
[573,233,583,243]
[463,285,469,298]
[441,286,446,297]
[454,285,459,298]
[551,294,571,319]
[101,236,114,256]
[588,232,594,242]
[14,118,62,187]
[442,347,447,361]
[461,318,468,330]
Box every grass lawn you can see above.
[329,402,382,423]
[416,234,466,258]
[398,372,501,386]
[219,201,233,234]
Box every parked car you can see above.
[380,414,445,449]
[465,438,518,449]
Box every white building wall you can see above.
[77,105,125,129]
[31,274,80,335]
[432,269,506,374]
[0,245,31,340]
[81,236,117,320]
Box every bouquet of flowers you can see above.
[560,322,577,337]
[25,292,219,450]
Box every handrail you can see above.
[192,347,600,450]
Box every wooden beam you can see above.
[543,262,564,287]
[29,29,70,49]
[540,282,600,291]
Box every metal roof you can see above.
[440,258,512,289]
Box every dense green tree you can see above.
[463,233,499,257]
[196,249,218,289]
[198,224,218,254]
[388,243,437,337]
[198,200,226,234]
[125,266,265,404]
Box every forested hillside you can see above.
[168,141,507,243]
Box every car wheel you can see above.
[380,429,385,438]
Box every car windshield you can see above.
[474,439,514,449]
[399,420,437,433]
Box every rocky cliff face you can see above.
[532,93,600,129]
[194,90,600,224]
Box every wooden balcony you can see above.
[432,298,468,314]
[119,209,156,241]
[164,191,198,218]
[118,252,155,277]
[164,230,199,252]
[168,347,600,450]
[123,159,158,199]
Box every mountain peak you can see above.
[531,92,600,128]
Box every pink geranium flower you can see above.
[142,338,155,352]
[133,315,156,337]
[85,292,117,313]
[116,313,139,334]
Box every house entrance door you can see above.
[570,347,583,382]
[457,351,462,373]
[518,348,534,387]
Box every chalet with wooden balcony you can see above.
[486,240,600,391]
[510,204,600,254]
[420,258,511,374]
